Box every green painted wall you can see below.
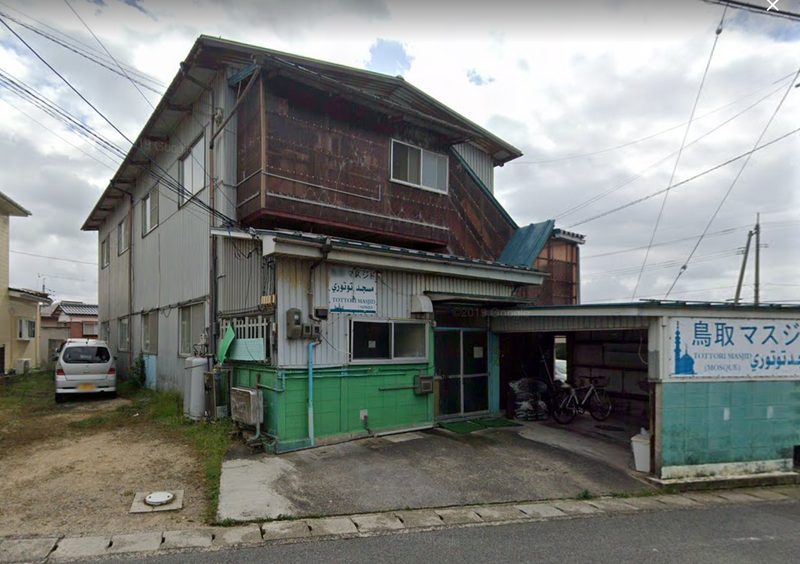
[660,380,800,467]
[233,363,435,451]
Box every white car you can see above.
[54,339,117,403]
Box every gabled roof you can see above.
[58,302,99,316]
[9,287,51,304]
[0,191,31,217]
[83,36,523,231]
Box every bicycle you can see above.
[550,376,613,424]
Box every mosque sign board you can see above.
[669,317,800,379]
[329,266,378,314]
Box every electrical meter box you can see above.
[415,374,434,395]
[301,323,312,339]
[286,308,302,339]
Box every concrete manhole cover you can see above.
[145,491,175,506]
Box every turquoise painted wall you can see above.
[660,380,800,467]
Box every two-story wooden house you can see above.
[82,37,582,449]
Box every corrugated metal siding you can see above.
[217,236,263,314]
[96,69,236,385]
[454,142,494,193]
[276,257,515,368]
[492,315,651,333]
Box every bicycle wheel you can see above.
[588,388,613,421]
[550,389,577,424]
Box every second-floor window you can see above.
[17,319,35,340]
[179,135,205,205]
[391,140,448,194]
[118,216,129,255]
[142,189,159,235]
[101,237,110,268]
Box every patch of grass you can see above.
[1,372,234,524]
[611,492,631,499]
[576,489,595,500]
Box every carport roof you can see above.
[506,301,800,316]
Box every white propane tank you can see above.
[184,356,207,420]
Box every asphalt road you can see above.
[86,501,800,563]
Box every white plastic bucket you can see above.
[631,433,651,473]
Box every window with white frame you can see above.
[179,303,205,356]
[118,215,129,255]
[83,322,99,336]
[351,320,428,362]
[101,237,110,268]
[142,312,158,354]
[179,135,205,205]
[391,140,448,193]
[118,317,129,351]
[142,189,159,235]
[100,321,110,342]
[17,319,35,340]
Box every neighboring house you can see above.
[82,37,580,448]
[0,191,52,373]
[40,301,99,363]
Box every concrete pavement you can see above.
[217,424,646,522]
[2,486,798,563]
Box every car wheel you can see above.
[109,391,117,399]
[55,393,65,404]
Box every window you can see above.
[179,135,205,205]
[101,237,110,268]
[142,189,159,235]
[391,140,448,193]
[83,322,99,336]
[118,317,129,351]
[100,322,110,342]
[118,216,130,255]
[351,320,428,362]
[17,319,35,340]
[179,303,205,356]
[142,312,158,354]
[62,346,110,364]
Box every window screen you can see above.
[393,323,427,359]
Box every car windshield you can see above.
[62,346,111,364]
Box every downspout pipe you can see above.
[308,341,318,447]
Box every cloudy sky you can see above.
[0,0,799,305]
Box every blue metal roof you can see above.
[498,220,555,267]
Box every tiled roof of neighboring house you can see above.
[0,191,31,217]
[8,287,52,304]
[59,302,99,316]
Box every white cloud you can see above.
[0,0,798,304]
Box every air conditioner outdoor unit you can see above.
[15,359,31,374]
[230,386,263,426]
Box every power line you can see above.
[632,5,728,300]
[511,69,796,166]
[664,63,800,298]
[700,0,800,22]
[11,250,97,265]
[0,15,236,228]
[0,96,119,171]
[565,124,800,229]
[557,80,790,222]
[584,284,743,304]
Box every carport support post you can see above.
[489,333,500,413]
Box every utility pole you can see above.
[734,229,754,304]
[754,213,761,305]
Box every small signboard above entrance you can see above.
[329,266,377,314]
[669,317,800,378]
